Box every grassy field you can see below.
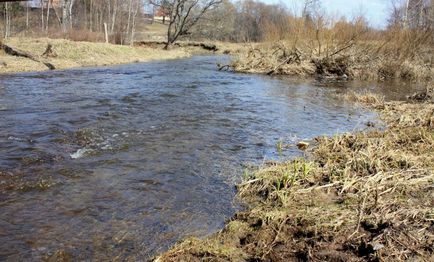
[0,37,190,74]
[157,93,434,261]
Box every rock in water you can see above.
[297,141,310,151]
[70,148,92,159]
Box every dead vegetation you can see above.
[407,86,434,103]
[344,92,385,107]
[0,37,191,74]
[229,38,434,81]
[224,18,434,82]
[0,39,55,70]
[156,96,434,261]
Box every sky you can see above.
[273,0,391,29]
[321,0,390,28]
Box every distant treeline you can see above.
[0,0,433,44]
[191,0,434,43]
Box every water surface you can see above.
[0,56,408,260]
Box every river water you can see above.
[0,56,417,260]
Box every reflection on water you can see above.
[0,56,418,260]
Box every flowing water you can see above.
[0,56,420,260]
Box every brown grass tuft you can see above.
[344,92,385,107]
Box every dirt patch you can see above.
[155,98,434,261]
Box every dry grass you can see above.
[344,92,385,107]
[0,37,191,74]
[156,99,434,261]
[230,42,316,77]
[230,40,434,82]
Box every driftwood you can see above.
[0,41,55,70]
[136,41,218,52]
[267,48,302,75]
[267,57,291,75]
[217,63,231,71]
[190,42,218,51]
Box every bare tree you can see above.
[46,0,51,32]
[151,0,222,48]
[3,2,11,38]
[302,0,321,20]
[126,0,133,34]
[60,0,75,32]
[190,0,237,41]
[40,0,45,31]
[391,0,434,30]
[111,0,118,33]
[26,0,29,30]
[130,0,141,45]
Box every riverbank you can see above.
[156,93,434,261]
[0,37,192,74]
[228,41,434,82]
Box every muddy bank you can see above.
[0,37,193,74]
[156,94,434,261]
[226,42,434,82]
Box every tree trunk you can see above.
[404,0,410,29]
[46,0,51,32]
[111,0,117,33]
[89,0,93,31]
[108,0,111,30]
[41,0,45,32]
[61,1,68,32]
[104,22,109,43]
[164,42,173,50]
[61,0,75,32]
[68,0,74,30]
[165,21,174,49]
[126,0,133,37]
[130,0,139,45]
[26,2,29,31]
[5,2,11,38]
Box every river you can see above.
[0,56,417,260]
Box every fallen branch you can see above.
[135,41,218,52]
[0,41,55,70]
[267,57,291,75]
[217,64,231,71]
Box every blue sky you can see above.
[270,0,390,28]
[321,0,389,28]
